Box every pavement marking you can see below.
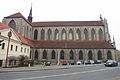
[13,67,120,80]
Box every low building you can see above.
[0,23,30,67]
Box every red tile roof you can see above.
[32,21,104,27]
[0,22,10,30]
[31,40,114,49]
[13,29,33,46]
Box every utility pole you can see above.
[5,31,12,67]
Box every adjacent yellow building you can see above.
[0,23,30,67]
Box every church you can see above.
[2,7,117,65]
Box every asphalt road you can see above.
[0,64,120,80]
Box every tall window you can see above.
[60,50,65,59]
[97,51,102,60]
[48,29,52,40]
[8,20,16,29]
[54,29,59,40]
[76,29,81,40]
[41,29,45,40]
[91,28,96,40]
[79,51,83,60]
[21,47,23,52]
[61,29,67,40]
[34,29,38,40]
[84,29,89,40]
[69,29,74,40]
[35,50,38,60]
[69,50,74,59]
[2,43,5,49]
[99,28,104,40]
[51,50,56,59]
[88,50,92,60]
[43,50,47,59]
[107,51,112,59]
[11,45,13,51]
[15,46,18,51]
[24,48,26,53]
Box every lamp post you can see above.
[5,31,12,67]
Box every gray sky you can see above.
[0,0,120,49]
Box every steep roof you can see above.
[32,21,104,27]
[4,12,32,26]
[31,40,114,49]
[0,22,10,30]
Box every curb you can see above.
[0,64,103,73]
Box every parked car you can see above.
[90,60,94,64]
[104,60,118,67]
[69,61,75,65]
[61,61,68,65]
[76,61,82,65]
[94,60,102,64]
[82,60,91,64]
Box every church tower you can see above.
[28,6,33,22]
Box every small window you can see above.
[24,48,26,53]
[11,45,13,51]
[15,46,18,51]
[2,43,5,49]
[21,47,23,52]
[27,49,29,53]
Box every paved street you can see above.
[0,64,120,80]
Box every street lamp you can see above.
[5,31,12,67]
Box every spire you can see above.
[113,36,116,48]
[28,5,33,22]
[100,14,103,21]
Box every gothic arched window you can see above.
[41,29,45,40]
[76,29,81,40]
[54,29,59,40]
[79,50,83,60]
[107,51,112,59]
[70,50,74,59]
[34,29,38,40]
[69,29,74,40]
[35,50,38,60]
[60,50,65,59]
[97,50,102,60]
[8,20,16,29]
[61,29,67,40]
[99,28,104,40]
[91,28,96,40]
[42,50,47,59]
[88,50,93,60]
[48,29,52,40]
[84,29,89,40]
[51,50,56,59]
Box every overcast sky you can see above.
[0,0,120,49]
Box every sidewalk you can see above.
[0,64,102,73]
